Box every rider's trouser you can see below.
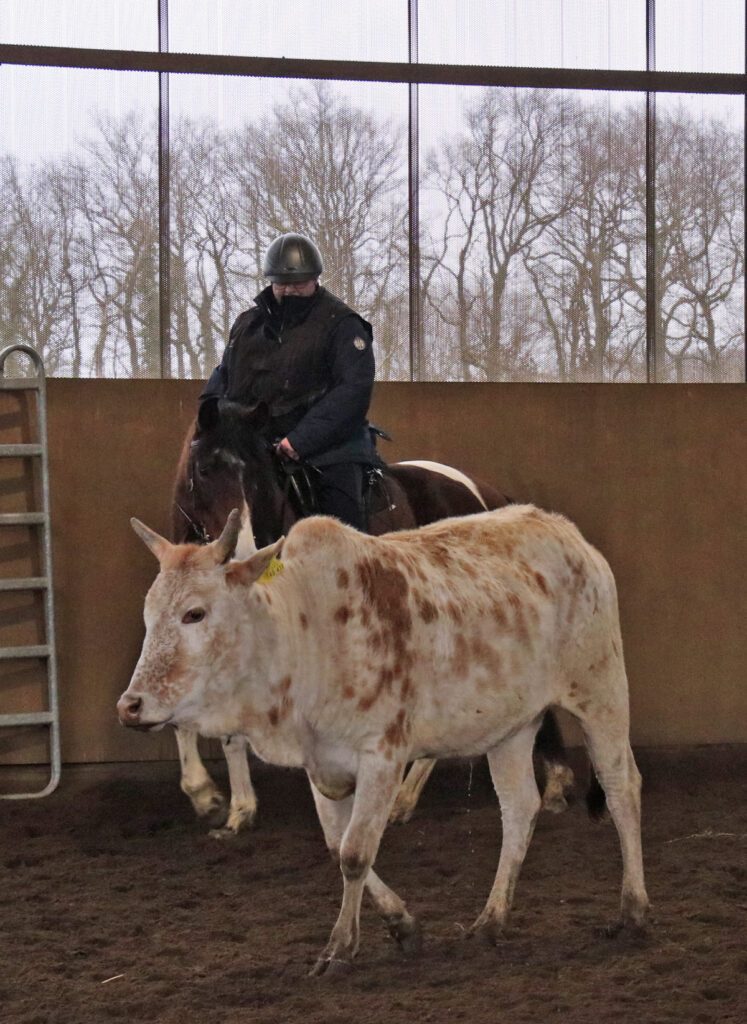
[316,462,365,530]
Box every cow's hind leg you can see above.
[175,727,227,825]
[469,721,542,944]
[578,717,649,932]
[308,756,413,975]
[209,735,258,838]
[389,757,437,824]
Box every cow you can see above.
[118,505,649,974]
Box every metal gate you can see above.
[0,345,60,797]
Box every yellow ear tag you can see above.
[257,555,285,584]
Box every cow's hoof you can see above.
[466,917,504,946]
[599,918,650,942]
[389,915,422,956]
[309,956,355,979]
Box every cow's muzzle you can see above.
[117,693,155,730]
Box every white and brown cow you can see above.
[118,505,648,974]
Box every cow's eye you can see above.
[182,608,205,624]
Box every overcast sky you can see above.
[1,0,744,164]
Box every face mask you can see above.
[278,292,316,320]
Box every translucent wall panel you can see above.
[168,76,409,381]
[0,67,159,376]
[419,0,645,69]
[419,87,647,382]
[0,0,157,50]
[657,0,745,73]
[169,0,408,62]
[655,95,744,382]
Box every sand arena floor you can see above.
[1,746,745,1024]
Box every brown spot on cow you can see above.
[356,556,412,665]
[337,568,350,589]
[268,676,294,726]
[342,685,355,700]
[424,541,452,568]
[357,665,396,712]
[534,572,549,595]
[414,595,438,623]
[380,708,409,755]
[492,602,508,628]
[334,606,351,625]
[299,612,309,630]
[447,601,463,624]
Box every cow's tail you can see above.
[586,770,607,820]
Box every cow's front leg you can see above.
[310,754,407,976]
[209,735,258,838]
[175,727,227,825]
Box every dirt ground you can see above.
[1,746,745,1024]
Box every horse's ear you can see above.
[131,518,173,563]
[197,397,220,433]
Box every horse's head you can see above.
[172,398,291,552]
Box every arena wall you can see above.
[1,379,744,764]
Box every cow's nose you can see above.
[117,693,143,725]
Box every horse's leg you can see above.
[389,757,437,824]
[535,710,575,813]
[209,735,258,838]
[174,726,227,824]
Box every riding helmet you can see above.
[263,233,323,283]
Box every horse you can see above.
[167,399,574,836]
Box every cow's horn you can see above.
[212,508,242,564]
[131,518,172,562]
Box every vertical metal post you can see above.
[158,0,170,378]
[408,0,421,382]
[645,0,658,382]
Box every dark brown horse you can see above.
[168,400,573,835]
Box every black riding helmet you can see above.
[263,233,323,283]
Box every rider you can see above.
[200,232,376,530]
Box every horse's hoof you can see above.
[224,809,258,834]
[188,787,228,825]
[541,792,569,815]
[208,825,241,840]
[388,802,415,825]
[389,915,423,956]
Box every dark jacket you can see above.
[202,285,376,466]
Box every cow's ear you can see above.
[131,518,173,562]
[208,508,242,565]
[225,537,284,588]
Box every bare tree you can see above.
[423,89,567,380]
[226,81,409,376]
[523,98,646,381]
[78,111,159,377]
